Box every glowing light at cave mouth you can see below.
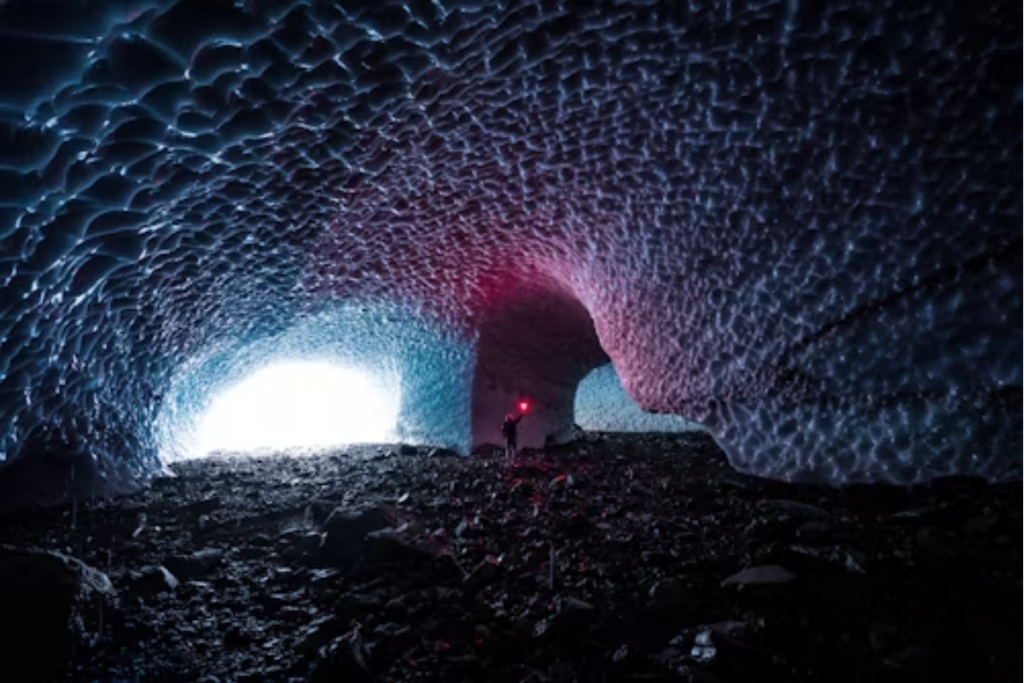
[194,362,401,456]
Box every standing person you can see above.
[501,408,525,458]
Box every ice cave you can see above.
[0,1,1019,681]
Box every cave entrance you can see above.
[194,361,401,455]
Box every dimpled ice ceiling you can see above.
[0,0,1019,493]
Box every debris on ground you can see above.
[0,432,1018,682]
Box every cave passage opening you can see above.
[191,361,402,457]
[574,363,703,434]
[152,304,472,465]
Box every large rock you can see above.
[649,577,690,613]
[0,546,117,680]
[127,565,179,598]
[321,505,416,563]
[721,565,797,588]
[308,627,374,683]
[164,547,224,579]
[364,527,441,565]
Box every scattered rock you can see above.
[795,519,833,541]
[189,496,222,515]
[962,515,1000,534]
[789,544,868,574]
[0,436,1015,683]
[760,499,829,518]
[556,595,596,616]
[927,475,989,493]
[721,565,797,587]
[466,557,499,584]
[128,564,179,596]
[688,626,780,681]
[364,526,439,564]
[164,547,224,578]
[297,616,342,655]
[150,473,178,489]
[649,577,689,612]
[321,505,403,562]
[308,627,373,682]
[398,444,418,456]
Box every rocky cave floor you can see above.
[0,432,1020,683]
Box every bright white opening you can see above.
[194,361,401,455]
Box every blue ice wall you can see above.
[575,364,702,434]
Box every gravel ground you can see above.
[0,431,1019,683]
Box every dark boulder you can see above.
[0,546,117,681]
[308,626,374,682]
[364,527,439,565]
[127,564,179,597]
[164,547,224,579]
[649,577,690,613]
[321,504,427,563]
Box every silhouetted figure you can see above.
[501,412,524,458]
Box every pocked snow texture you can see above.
[0,0,1020,487]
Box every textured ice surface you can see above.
[0,0,1020,490]
[575,365,701,434]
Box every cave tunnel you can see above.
[0,0,1020,678]
[0,0,1019,498]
